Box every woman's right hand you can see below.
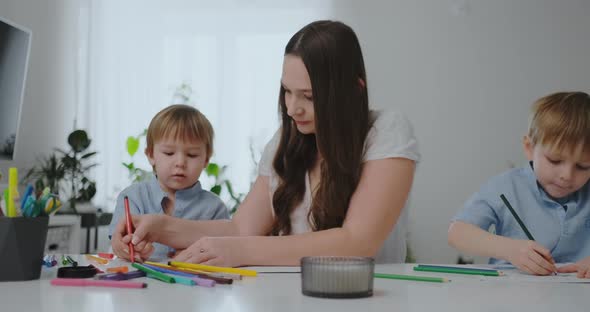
[503,239,557,275]
[112,214,163,261]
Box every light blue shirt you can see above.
[454,162,590,264]
[109,175,229,260]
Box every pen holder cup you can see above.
[0,216,49,281]
[301,256,374,298]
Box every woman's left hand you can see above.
[557,256,590,278]
[173,237,243,267]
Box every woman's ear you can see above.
[523,135,534,161]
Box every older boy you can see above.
[449,92,590,277]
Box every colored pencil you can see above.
[123,196,135,262]
[106,266,129,273]
[416,264,499,273]
[500,194,557,275]
[500,194,535,240]
[51,278,147,289]
[413,266,502,276]
[145,261,233,284]
[97,270,146,281]
[132,263,174,283]
[98,253,115,259]
[86,254,109,265]
[169,261,257,277]
[146,261,240,280]
[374,273,450,283]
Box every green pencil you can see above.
[374,273,450,283]
[132,263,175,283]
[413,266,502,276]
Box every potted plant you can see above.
[22,153,66,198]
[23,129,98,213]
[57,129,98,213]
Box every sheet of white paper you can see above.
[244,266,301,273]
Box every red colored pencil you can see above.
[124,196,135,263]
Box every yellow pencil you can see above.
[169,261,257,277]
[86,254,109,265]
[145,261,242,280]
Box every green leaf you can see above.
[81,151,97,159]
[206,163,219,177]
[210,184,222,195]
[126,136,140,156]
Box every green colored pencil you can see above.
[374,273,450,283]
[413,266,502,276]
[132,263,175,283]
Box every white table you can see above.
[0,258,587,312]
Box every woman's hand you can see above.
[503,239,557,275]
[557,256,590,278]
[173,237,243,267]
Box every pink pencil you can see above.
[51,278,147,289]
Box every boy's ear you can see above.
[523,135,534,161]
[145,148,155,166]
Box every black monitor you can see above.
[0,16,31,161]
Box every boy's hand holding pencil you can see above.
[499,194,557,276]
[111,197,154,262]
[503,239,557,276]
[113,211,159,262]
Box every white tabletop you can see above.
[0,257,588,312]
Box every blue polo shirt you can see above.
[453,162,590,264]
[109,175,229,260]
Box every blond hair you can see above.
[528,91,590,153]
[146,104,214,161]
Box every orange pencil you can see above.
[124,196,135,263]
[107,266,129,273]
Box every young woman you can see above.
[112,20,420,266]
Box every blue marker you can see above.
[20,184,34,210]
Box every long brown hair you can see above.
[270,21,371,235]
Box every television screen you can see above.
[0,17,31,160]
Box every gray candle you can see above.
[301,256,374,298]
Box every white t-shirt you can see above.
[258,109,420,263]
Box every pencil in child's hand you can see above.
[500,194,557,275]
[500,194,535,240]
[124,196,136,263]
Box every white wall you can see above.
[333,0,590,263]
[0,0,80,183]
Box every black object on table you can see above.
[79,210,113,254]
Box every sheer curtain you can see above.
[79,0,333,211]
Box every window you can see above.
[79,0,333,210]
